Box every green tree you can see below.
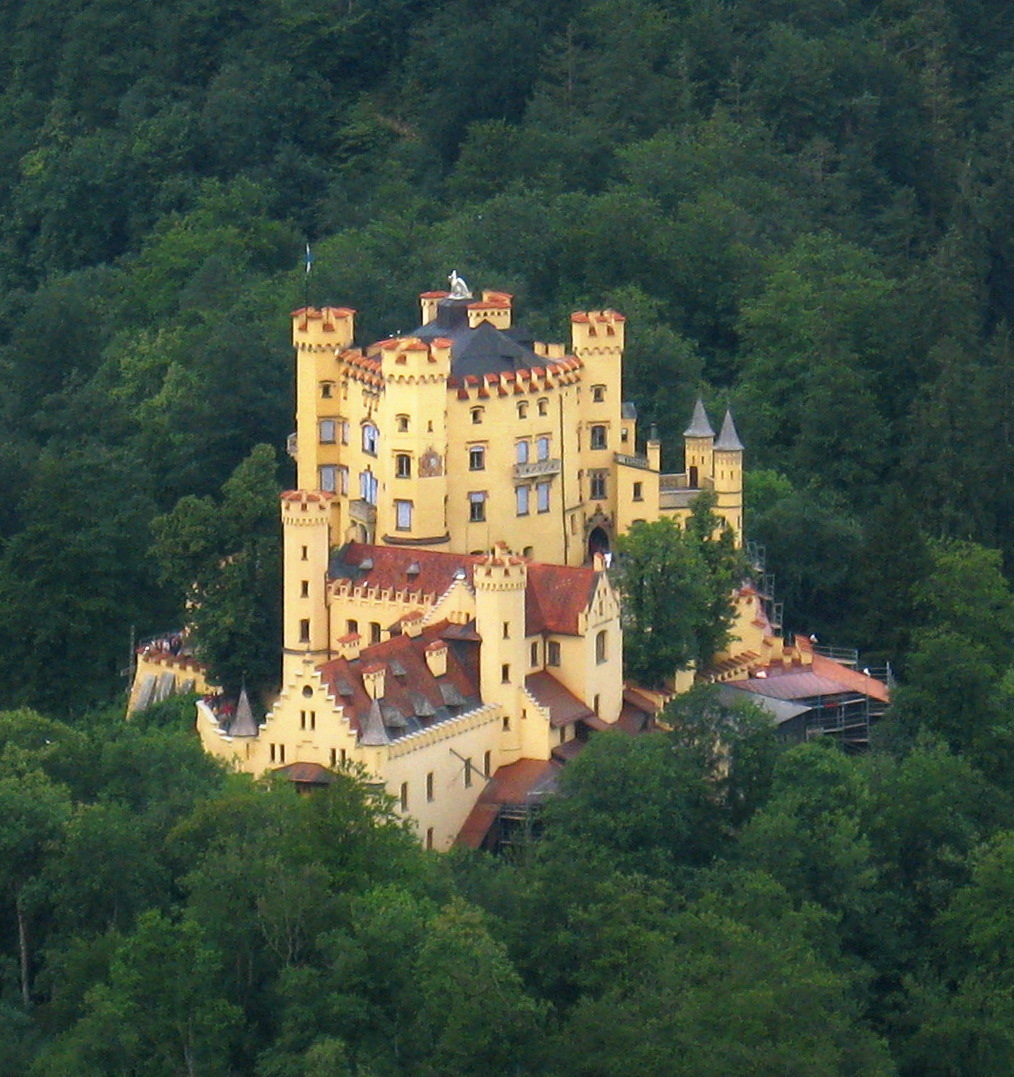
[150,443,281,701]
[615,517,715,686]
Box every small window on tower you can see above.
[300,580,309,597]
[299,619,310,643]
[362,423,379,454]
[320,382,334,398]
[471,407,484,424]
[517,401,528,419]
[592,385,605,403]
[633,481,643,501]
[590,425,607,450]
[396,414,409,433]
[319,419,336,444]
[469,446,485,470]
[537,398,548,416]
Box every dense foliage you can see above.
[0,687,1011,1073]
[1,0,1014,1069]
[0,0,1013,705]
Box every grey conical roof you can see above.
[229,687,259,737]
[683,398,715,438]
[715,409,744,451]
[359,698,390,746]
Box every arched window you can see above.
[362,423,378,454]
[596,630,607,664]
[537,398,548,416]
[517,401,528,419]
[470,407,484,424]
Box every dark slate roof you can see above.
[316,621,482,744]
[228,687,259,737]
[715,409,745,451]
[684,398,715,438]
[621,401,638,420]
[413,298,542,379]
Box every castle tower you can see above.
[713,409,745,545]
[472,553,527,761]
[374,336,452,546]
[683,399,715,490]
[292,307,356,491]
[280,491,332,677]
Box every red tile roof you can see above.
[316,621,480,739]
[334,544,603,636]
[811,653,891,703]
[454,758,559,849]
[526,671,595,727]
[525,563,600,636]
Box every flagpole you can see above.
[304,241,313,310]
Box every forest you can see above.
[2,0,1014,1070]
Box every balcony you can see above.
[614,451,649,470]
[513,458,561,480]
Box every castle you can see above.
[132,278,752,850]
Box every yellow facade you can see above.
[194,282,746,848]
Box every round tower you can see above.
[280,491,333,676]
[713,409,745,545]
[472,553,527,760]
[683,398,715,489]
[376,336,452,547]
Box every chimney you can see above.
[361,662,385,700]
[425,640,447,678]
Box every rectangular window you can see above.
[299,619,310,643]
[279,744,286,763]
[270,743,276,762]
[426,827,434,850]
[464,758,473,788]
[300,580,309,597]
[347,619,358,635]
[362,424,378,454]
[469,446,485,470]
[596,630,608,664]
[400,782,409,811]
[395,500,412,531]
[537,481,550,513]
[319,465,337,493]
[590,471,607,500]
[531,641,538,666]
[330,748,337,766]
[536,436,550,461]
[633,481,643,501]
[338,465,349,494]
[341,420,349,445]
[360,471,378,504]
[319,419,336,443]
[516,485,529,516]
[592,385,605,403]
[501,663,510,683]
[590,424,607,450]
[516,440,529,464]
[370,622,381,644]
[548,640,561,666]
[484,750,492,777]
[426,771,434,802]
[396,453,411,478]
[469,492,486,522]
[301,546,308,560]
[321,382,333,398]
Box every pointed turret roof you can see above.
[684,398,715,438]
[229,687,259,737]
[715,409,744,451]
[359,698,390,746]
